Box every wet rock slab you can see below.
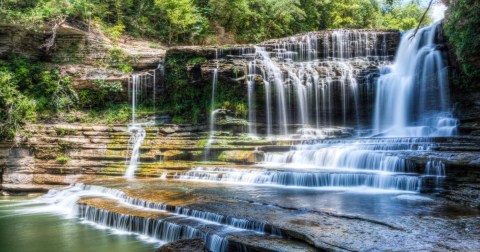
[157,238,208,252]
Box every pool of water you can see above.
[0,196,157,252]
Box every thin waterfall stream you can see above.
[124,69,160,178]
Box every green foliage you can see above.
[444,0,480,89]
[55,127,77,136]
[56,155,71,164]
[74,103,157,124]
[78,79,123,108]
[0,68,36,139]
[380,1,432,31]
[107,48,134,73]
[187,57,208,64]
[234,103,248,118]
[163,53,209,123]
[104,23,126,40]
[156,0,203,44]
[0,57,78,139]
[1,0,432,44]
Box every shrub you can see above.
[56,155,71,164]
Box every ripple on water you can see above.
[395,194,433,201]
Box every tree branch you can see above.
[409,0,435,40]
[40,17,67,52]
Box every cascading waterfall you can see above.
[124,125,146,178]
[247,30,392,136]
[173,167,421,191]
[184,24,454,192]
[373,22,457,137]
[249,23,454,191]
[173,137,445,192]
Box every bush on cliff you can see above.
[444,0,480,89]
[0,58,77,139]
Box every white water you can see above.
[173,167,421,192]
[196,24,455,192]
[247,31,391,136]
[22,183,286,252]
[205,52,220,153]
[208,68,218,140]
[373,22,457,137]
[247,61,257,137]
[124,125,146,178]
[124,70,158,178]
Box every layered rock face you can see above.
[0,123,272,193]
[0,24,166,102]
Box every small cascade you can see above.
[373,22,457,137]
[172,167,421,191]
[204,70,218,159]
[124,69,159,178]
[79,205,230,251]
[424,159,446,189]
[124,125,146,178]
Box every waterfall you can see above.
[247,30,391,136]
[373,22,457,137]
[204,51,220,159]
[206,69,218,146]
[183,25,454,192]
[124,69,159,178]
[173,167,421,192]
[247,61,257,137]
[174,137,446,192]
[124,125,146,178]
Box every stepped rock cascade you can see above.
[173,166,421,191]
[124,69,161,178]
[180,24,455,192]
[247,30,397,136]
[173,137,444,192]
[30,184,300,252]
[373,22,457,137]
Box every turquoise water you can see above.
[0,196,156,252]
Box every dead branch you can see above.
[40,17,66,52]
[409,0,435,40]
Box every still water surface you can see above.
[0,196,156,252]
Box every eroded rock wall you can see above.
[0,123,267,193]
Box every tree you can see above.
[156,0,202,44]
[380,0,432,30]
